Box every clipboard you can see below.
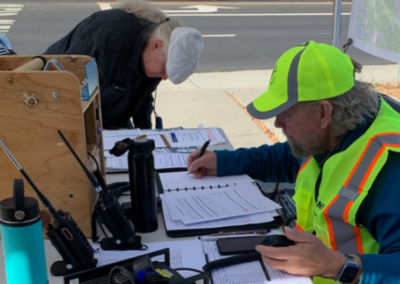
[155,171,283,238]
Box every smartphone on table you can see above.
[216,236,267,255]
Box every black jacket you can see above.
[44,9,161,129]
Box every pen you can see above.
[197,139,211,159]
[187,139,211,175]
[208,229,270,236]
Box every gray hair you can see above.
[154,19,182,55]
[328,70,380,136]
[119,0,182,54]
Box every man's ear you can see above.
[153,39,164,50]
[319,100,333,129]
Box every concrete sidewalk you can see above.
[157,64,400,149]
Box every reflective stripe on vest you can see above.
[295,157,313,232]
[324,132,400,253]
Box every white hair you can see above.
[119,0,182,54]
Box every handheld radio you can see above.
[0,140,97,276]
[57,130,145,251]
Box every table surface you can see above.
[0,127,240,284]
[0,128,297,284]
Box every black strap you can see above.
[109,138,132,157]
[32,55,47,70]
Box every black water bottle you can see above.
[128,135,158,233]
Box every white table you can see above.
[0,128,236,283]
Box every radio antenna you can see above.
[57,130,101,191]
[0,140,58,217]
[57,130,110,201]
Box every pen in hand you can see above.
[187,139,210,174]
[197,139,211,159]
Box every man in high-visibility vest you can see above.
[187,41,400,283]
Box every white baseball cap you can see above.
[166,27,204,84]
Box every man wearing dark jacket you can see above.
[44,0,203,129]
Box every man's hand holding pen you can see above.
[187,140,218,178]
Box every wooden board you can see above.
[0,55,104,237]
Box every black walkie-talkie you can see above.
[57,130,145,251]
[0,140,97,276]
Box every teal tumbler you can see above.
[0,179,48,284]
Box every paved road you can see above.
[1,1,390,73]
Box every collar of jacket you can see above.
[313,104,378,167]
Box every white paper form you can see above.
[201,239,313,284]
[102,129,141,150]
[104,152,189,172]
[103,151,128,172]
[145,128,225,148]
[158,172,254,191]
[161,186,280,225]
[153,153,189,170]
[103,128,225,151]
[158,173,280,231]
[93,239,205,278]
[162,201,277,231]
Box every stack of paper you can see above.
[102,128,226,173]
[103,127,226,150]
[104,150,190,173]
[157,172,282,234]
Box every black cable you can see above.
[203,251,261,272]
[174,267,205,274]
[153,89,163,129]
[88,151,110,242]
[343,38,353,53]
[87,151,100,171]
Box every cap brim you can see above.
[246,90,297,120]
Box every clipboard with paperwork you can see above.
[155,171,284,237]
[102,127,226,173]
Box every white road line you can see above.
[0,20,15,24]
[97,4,235,38]
[0,13,19,16]
[99,3,112,10]
[203,34,236,38]
[166,13,351,17]
[0,4,23,7]
[97,3,349,17]
[0,4,22,33]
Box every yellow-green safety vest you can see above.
[294,98,400,283]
